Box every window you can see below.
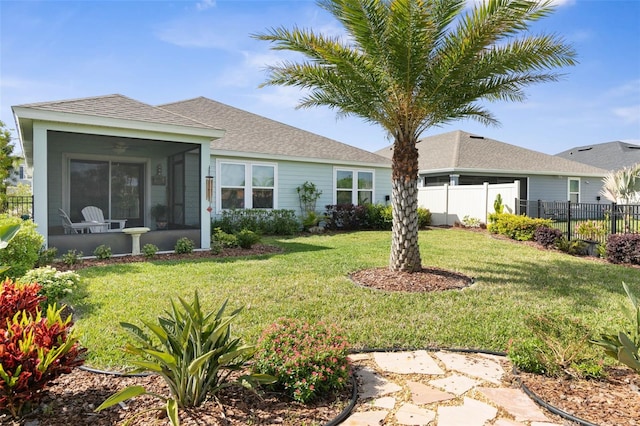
[335,168,374,205]
[218,161,276,210]
[568,178,580,203]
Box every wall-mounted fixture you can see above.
[152,163,166,186]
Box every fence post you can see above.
[611,202,617,235]
[567,200,572,241]
[537,200,542,219]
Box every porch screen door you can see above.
[69,159,145,226]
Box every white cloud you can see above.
[613,105,640,124]
[196,0,216,11]
[254,86,308,109]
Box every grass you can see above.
[67,228,639,370]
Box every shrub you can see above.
[36,247,58,267]
[555,237,589,256]
[142,243,159,258]
[461,216,482,228]
[93,244,112,260]
[61,249,83,266]
[212,227,238,248]
[606,233,640,264]
[96,294,270,424]
[0,279,85,418]
[363,204,393,230]
[324,204,367,230]
[0,216,44,279]
[210,240,223,255]
[174,237,194,254]
[592,282,640,373]
[236,228,261,249]
[19,266,81,307]
[211,209,299,235]
[488,213,551,241]
[534,226,563,248]
[417,207,432,229]
[507,313,603,379]
[574,220,606,242]
[254,318,350,403]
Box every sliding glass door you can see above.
[69,159,145,226]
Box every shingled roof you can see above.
[159,97,391,166]
[375,130,607,176]
[556,141,640,171]
[15,94,219,129]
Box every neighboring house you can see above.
[5,158,31,188]
[375,130,608,205]
[555,141,640,171]
[12,94,391,255]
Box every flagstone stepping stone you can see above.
[429,373,481,395]
[356,366,402,399]
[494,419,527,426]
[437,397,498,426]
[477,387,552,423]
[341,410,389,426]
[395,403,436,425]
[407,381,455,405]
[373,350,444,375]
[433,352,504,384]
[371,396,396,409]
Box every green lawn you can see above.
[69,229,639,370]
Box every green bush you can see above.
[0,216,45,279]
[253,318,350,403]
[487,213,551,241]
[142,244,159,258]
[211,209,299,235]
[212,227,238,248]
[210,240,223,255]
[417,207,432,229]
[236,228,261,249]
[93,244,112,260]
[555,237,588,256]
[174,237,194,254]
[36,247,58,267]
[19,266,81,307]
[507,314,603,378]
[61,249,83,266]
[364,204,393,230]
[96,294,270,424]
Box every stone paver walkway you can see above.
[342,350,561,426]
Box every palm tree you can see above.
[255,0,576,272]
[600,163,640,232]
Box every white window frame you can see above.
[216,160,277,211]
[333,167,375,205]
[568,177,580,203]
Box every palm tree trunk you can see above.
[389,134,422,272]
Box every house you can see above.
[555,141,640,171]
[4,158,31,189]
[12,94,391,255]
[375,130,608,221]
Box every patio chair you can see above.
[81,206,127,233]
[58,208,88,234]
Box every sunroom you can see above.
[12,95,224,256]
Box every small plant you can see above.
[417,207,432,229]
[591,282,640,373]
[253,318,350,403]
[93,244,112,260]
[19,266,81,307]
[210,240,223,255]
[212,227,238,248]
[534,226,563,248]
[0,279,85,418]
[574,220,606,242]
[461,216,482,228]
[174,237,194,254]
[494,194,504,214]
[297,181,322,217]
[236,228,261,249]
[61,249,83,266]
[507,313,603,379]
[142,243,159,258]
[36,247,58,267]
[96,293,272,425]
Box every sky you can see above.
[1,0,639,157]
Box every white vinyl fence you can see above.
[418,182,520,226]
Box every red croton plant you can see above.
[0,278,86,418]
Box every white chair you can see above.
[81,206,126,233]
[59,208,94,234]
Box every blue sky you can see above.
[1,0,639,156]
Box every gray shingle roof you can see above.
[555,141,640,171]
[375,130,607,176]
[159,97,391,165]
[16,94,220,130]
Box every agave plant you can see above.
[96,292,273,425]
[591,282,640,373]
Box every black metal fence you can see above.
[1,196,33,219]
[518,199,639,244]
